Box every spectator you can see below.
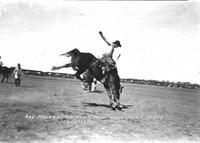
[13,63,23,86]
[0,56,3,67]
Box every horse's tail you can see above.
[60,48,80,57]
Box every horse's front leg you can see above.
[51,63,73,71]
[108,90,115,107]
[116,86,125,109]
[104,84,116,108]
[113,92,124,110]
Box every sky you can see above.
[0,0,200,84]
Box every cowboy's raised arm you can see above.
[99,31,111,46]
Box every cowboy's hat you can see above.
[113,40,121,47]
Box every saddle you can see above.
[89,54,117,83]
[100,53,116,72]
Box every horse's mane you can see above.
[66,48,80,57]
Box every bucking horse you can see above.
[52,48,124,110]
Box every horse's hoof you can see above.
[112,107,118,111]
[122,105,129,109]
[111,105,119,111]
[117,105,123,110]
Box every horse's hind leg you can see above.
[74,69,86,81]
[74,72,82,80]
[52,63,73,70]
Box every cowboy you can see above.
[99,31,121,83]
[13,63,23,86]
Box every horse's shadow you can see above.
[0,81,13,84]
[91,90,104,93]
[19,85,36,88]
[82,102,133,109]
[82,102,111,108]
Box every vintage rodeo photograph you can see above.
[0,0,200,143]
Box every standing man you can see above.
[0,56,3,68]
[13,63,23,86]
[98,31,122,83]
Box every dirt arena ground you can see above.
[0,75,200,143]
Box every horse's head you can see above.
[89,59,105,81]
